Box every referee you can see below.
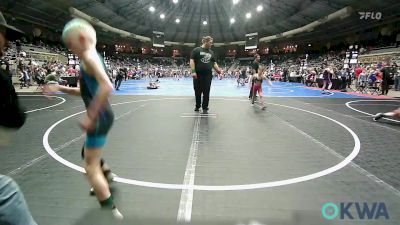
[190,36,222,112]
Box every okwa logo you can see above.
[359,12,382,20]
[322,202,390,220]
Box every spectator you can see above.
[0,10,37,225]
[381,59,393,95]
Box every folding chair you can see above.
[366,81,381,95]
[356,80,367,93]
[34,76,45,90]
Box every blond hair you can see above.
[62,18,97,46]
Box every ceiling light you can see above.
[173,0,178,3]
[149,6,155,12]
[160,14,165,19]
[233,0,239,5]
[175,18,180,23]
[203,20,208,25]
[230,18,235,24]
[257,5,263,12]
[246,13,251,19]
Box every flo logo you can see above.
[322,202,389,220]
[359,12,382,20]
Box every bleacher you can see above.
[358,46,400,64]
[21,44,50,53]
[361,46,400,55]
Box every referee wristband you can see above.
[191,69,196,73]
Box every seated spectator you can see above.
[368,73,377,84]
[44,72,57,84]
[19,69,30,88]
[358,72,367,86]
[66,66,76,76]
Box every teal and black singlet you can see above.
[79,61,114,148]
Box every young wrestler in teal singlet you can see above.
[43,18,123,219]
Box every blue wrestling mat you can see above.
[113,78,369,98]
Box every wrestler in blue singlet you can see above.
[79,58,114,148]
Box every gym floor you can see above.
[1,79,400,225]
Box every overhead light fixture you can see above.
[246,13,251,19]
[257,5,263,12]
[160,14,165,19]
[175,18,180,23]
[203,20,208,25]
[173,0,178,3]
[149,6,155,12]
[230,18,235,24]
[233,0,239,5]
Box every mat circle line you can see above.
[345,99,400,123]
[43,97,360,191]
[20,95,66,113]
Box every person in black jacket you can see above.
[0,11,37,225]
